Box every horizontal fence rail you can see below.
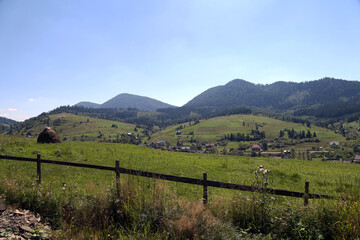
[0,154,334,205]
[1,154,115,171]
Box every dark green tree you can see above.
[306,130,312,138]
[262,142,268,151]
[279,130,284,138]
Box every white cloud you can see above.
[29,98,35,102]
[0,114,9,117]
[8,108,17,112]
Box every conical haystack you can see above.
[37,126,61,143]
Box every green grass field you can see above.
[1,135,358,198]
[1,135,360,239]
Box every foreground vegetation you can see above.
[1,135,360,239]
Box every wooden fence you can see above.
[0,154,333,206]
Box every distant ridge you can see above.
[184,77,360,111]
[74,102,101,108]
[0,116,17,125]
[75,93,175,111]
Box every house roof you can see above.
[251,144,261,149]
[355,155,360,162]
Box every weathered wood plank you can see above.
[0,155,115,171]
[37,153,41,184]
[0,155,37,162]
[41,159,115,171]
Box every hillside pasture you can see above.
[149,114,345,150]
[19,113,141,142]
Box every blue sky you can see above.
[1,0,360,121]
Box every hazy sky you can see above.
[1,0,360,121]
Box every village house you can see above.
[251,144,262,151]
[330,142,340,149]
[324,156,340,161]
[354,155,360,164]
[205,143,215,148]
[283,150,291,159]
[181,146,191,152]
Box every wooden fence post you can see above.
[203,173,208,205]
[304,181,309,206]
[115,160,120,199]
[37,153,41,184]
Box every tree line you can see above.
[222,129,266,142]
[280,128,317,139]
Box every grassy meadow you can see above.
[0,135,358,196]
[1,135,360,239]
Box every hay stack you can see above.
[37,127,61,143]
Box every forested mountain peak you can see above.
[184,77,360,111]
[101,93,175,111]
[75,93,175,111]
[74,102,101,108]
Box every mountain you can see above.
[184,77,360,112]
[75,93,175,111]
[74,101,101,108]
[0,116,17,126]
[101,93,175,111]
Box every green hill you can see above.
[148,114,345,150]
[9,113,142,142]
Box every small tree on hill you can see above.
[262,142,268,151]
[279,130,284,138]
[306,130,312,138]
